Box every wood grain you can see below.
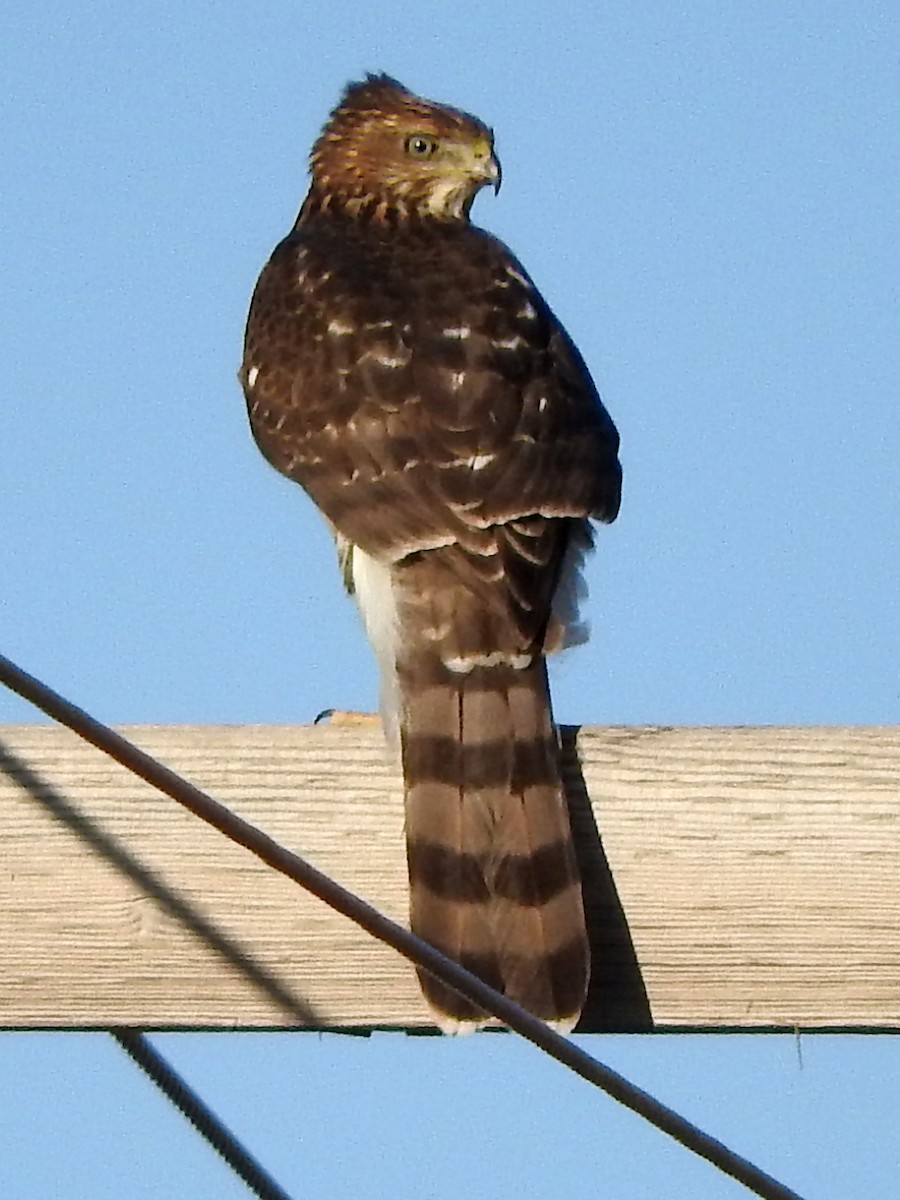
[1,724,897,1031]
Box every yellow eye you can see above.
[405,134,439,158]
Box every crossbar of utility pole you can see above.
[1,722,898,1031]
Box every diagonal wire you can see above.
[111,1029,294,1200]
[0,651,807,1200]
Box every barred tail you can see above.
[400,654,589,1033]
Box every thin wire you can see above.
[0,651,806,1200]
[111,1030,294,1200]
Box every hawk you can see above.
[240,75,621,1032]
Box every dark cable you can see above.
[111,1029,294,1200]
[0,652,806,1200]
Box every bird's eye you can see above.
[405,134,439,158]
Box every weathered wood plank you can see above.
[1,724,898,1031]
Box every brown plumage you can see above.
[240,74,621,1032]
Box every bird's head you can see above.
[309,74,501,221]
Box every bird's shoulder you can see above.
[262,213,520,298]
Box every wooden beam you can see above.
[1,724,898,1032]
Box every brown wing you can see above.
[242,212,619,644]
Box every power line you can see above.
[112,1030,294,1200]
[0,651,807,1200]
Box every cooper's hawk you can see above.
[240,75,621,1032]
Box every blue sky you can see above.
[2,2,899,1197]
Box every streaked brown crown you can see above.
[306,74,499,220]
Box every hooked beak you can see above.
[488,152,502,195]
[471,136,502,195]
